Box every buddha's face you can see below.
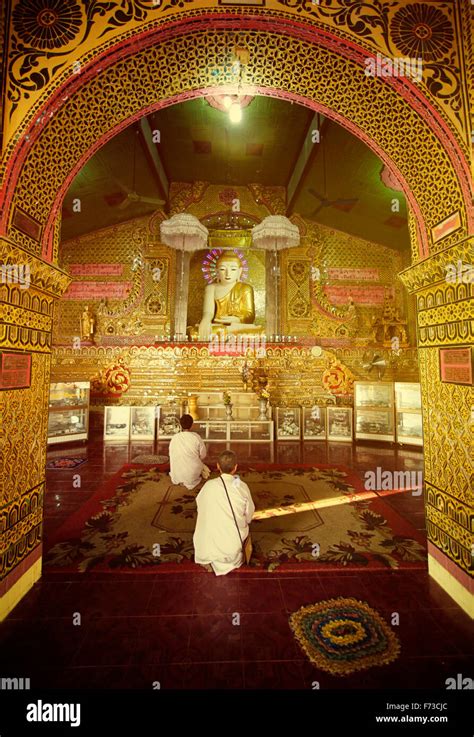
[216,258,242,285]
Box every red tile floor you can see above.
[1,426,472,691]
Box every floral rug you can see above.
[46,457,87,470]
[130,454,169,464]
[289,597,401,676]
[44,464,427,573]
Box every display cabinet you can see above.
[130,406,156,441]
[104,406,131,441]
[193,392,272,421]
[157,405,181,439]
[303,406,327,440]
[327,406,353,442]
[192,420,274,442]
[354,382,395,442]
[395,382,423,446]
[208,422,228,441]
[229,423,250,441]
[275,408,301,440]
[48,382,90,444]
[250,422,273,441]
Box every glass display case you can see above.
[354,382,395,442]
[208,422,228,441]
[104,406,131,441]
[194,392,272,421]
[327,407,353,442]
[395,382,423,446]
[229,423,251,441]
[250,422,273,441]
[48,382,90,444]
[191,420,273,442]
[276,408,301,441]
[130,406,156,441]
[157,405,181,439]
[303,406,327,440]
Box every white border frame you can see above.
[104,406,131,441]
[130,406,156,441]
[276,407,301,441]
[327,406,353,442]
[157,405,181,439]
[303,406,327,440]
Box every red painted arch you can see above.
[1,13,471,262]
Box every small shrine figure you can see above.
[343,296,358,335]
[370,294,409,348]
[80,305,95,342]
[241,361,253,392]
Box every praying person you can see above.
[169,414,209,490]
[193,450,255,575]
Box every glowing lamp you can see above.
[229,103,242,123]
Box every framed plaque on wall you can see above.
[439,347,473,385]
[0,351,31,390]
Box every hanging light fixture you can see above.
[207,44,252,124]
[228,102,242,124]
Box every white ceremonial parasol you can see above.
[160,214,209,338]
[160,213,209,252]
[251,215,300,337]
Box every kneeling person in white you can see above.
[194,450,255,575]
[169,414,208,490]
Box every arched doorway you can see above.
[1,8,472,616]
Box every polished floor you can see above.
[1,427,472,691]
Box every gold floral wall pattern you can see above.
[3,1,471,153]
[0,237,70,583]
[0,0,471,265]
[0,28,467,263]
[0,0,472,596]
[55,215,174,344]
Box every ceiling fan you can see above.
[116,189,165,210]
[308,140,358,216]
[361,351,387,380]
[99,131,165,210]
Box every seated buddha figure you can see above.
[189,252,264,340]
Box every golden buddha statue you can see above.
[80,305,95,342]
[189,252,264,340]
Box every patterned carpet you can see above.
[44,464,427,573]
[130,454,169,464]
[46,457,87,470]
[289,597,401,675]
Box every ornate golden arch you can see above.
[1,10,471,266]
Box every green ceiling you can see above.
[148,97,313,186]
[61,95,409,251]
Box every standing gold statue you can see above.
[80,305,95,342]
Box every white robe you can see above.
[169,431,207,490]
[193,473,255,576]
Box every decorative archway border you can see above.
[39,84,429,263]
[1,14,471,263]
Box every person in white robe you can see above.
[169,414,209,490]
[193,450,255,575]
